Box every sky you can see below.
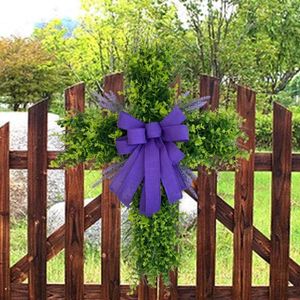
[0,0,82,37]
[0,0,187,38]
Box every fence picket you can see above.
[159,272,178,300]
[233,86,256,300]
[11,195,102,283]
[27,100,48,300]
[0,123,10,300]
[138,279,157,300]
[269,102,292,300]
[101,73,123,300]
[196,75,219,300]
[65,83,85,300]
[1,75,300,299]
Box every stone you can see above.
[47,193,197,247]
[47,198,130,247]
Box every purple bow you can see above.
[110,106,189,216]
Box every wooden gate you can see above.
[0,74,300,299]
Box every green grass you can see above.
[9,172,300,285]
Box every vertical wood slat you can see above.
[138,279,157,300]
[269,102,292,300]
[196,75,219,300]
[233,86,256,300]
[65,83,85,300]
[27,100,48,300]
[159,272,178,300]
[0,123,10,299]
[101,73,122,300]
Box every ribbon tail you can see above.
[159,141,183,204]
[173,164,188,190]
[110,145,144,207]
[140,139,161,216]
[165,142,187,191]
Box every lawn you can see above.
[9,171,300,286]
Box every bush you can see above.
[255,113,272,150]
[256,107,300,151]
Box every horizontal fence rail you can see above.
[8,151,300,172]
[0,74,299,300]
[8,284,300,300]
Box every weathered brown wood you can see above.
[101,73,123,300]
[8,151,300,172]
[270,103,292,300]
[199,74,219,111]
[233,86,255,300]
[159,272,178,300]
[0,123,10,299]
[215,194,300,286]
[138,278,157,300]
[232,86,256,299]
[27,100,48,300]
[254,152,300,172]
[101,178,121,299]
[170,75,181,97]
[197,167,217,299]
[9,178,300,289]
[65,83,85,300]
[4,77,300,300]
[196,75,219,300]
[103,72,124,103]
[9,284,300,300]
[190,182,300,288]
[11,195,101,283]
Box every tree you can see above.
[0,37,72,111]
[34,0,185,105]
[179,0,300,109]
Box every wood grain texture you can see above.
[3,77,300,300]
[233,86,255,300]
[270,103,292,300]
[11,195,102,283]
[101,73,123,300]
[27,100,48,300]
[8,151,300,172]
[103,72,124,103]
[216,194,300,286]
[101,178,121,299]
[65,83,85,300]
[199,74,219,111]
[159,272,178,300]
[138,278,157,300]
[187,186,300,286]
[0,123,10,299]
[9,284,300,299]
[197,167,217,299]
[196,75,219,300]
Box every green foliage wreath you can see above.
[55,42,248,288]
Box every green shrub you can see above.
[256,108,300,151]
[255,112,272,150]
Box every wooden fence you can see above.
[0,74,300,299]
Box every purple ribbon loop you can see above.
[110,106,189,216]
